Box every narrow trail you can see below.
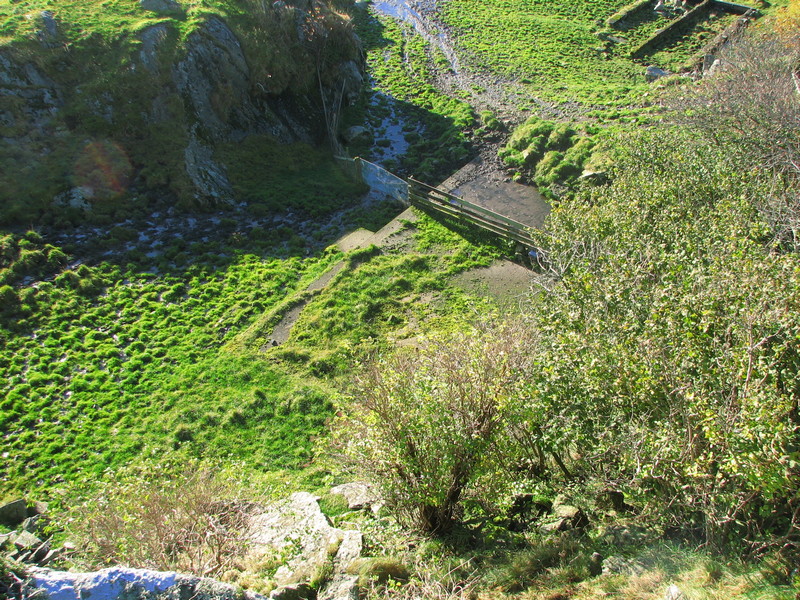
[264,0,556,347]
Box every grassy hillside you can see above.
[0,216,503,495]
[2,0,800,598]
[0,0,363,225]
[443,0,646,104]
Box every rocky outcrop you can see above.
[0,1,364,222]
[25,567,267,600]
[244,492,363,600]
[329,482,380,512]
[0,52,62,137]
[17,491,365,600]
[173,16,295,144]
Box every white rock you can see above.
[664,584,686,600]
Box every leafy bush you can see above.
[669,30,800,252]
[524,126,800,554]
[339,321,533,533]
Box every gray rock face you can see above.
[645,65,671,82]
[14,530,42,551]
[0,498,28,526]
[139,25,170,73]
[602,555,646,576]
[25,567,267,600]
[706,58,723,77]
[22,492,365,600]
[338,61,364,106]
[184,126,235,205]
[540,499,588,532]
[268,583,315,600]
[36,11,60,47]
[0,52,62,135]
[172,16,311,144]
[54,187,93,211]
[173,17,252,142]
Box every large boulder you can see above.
[329,482,379,511]
[248,492,344,587]
[645,65,671,82]
[0,499,28,526]
[247,492,364,599]
[24,567,268,600]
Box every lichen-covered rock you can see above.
[318,530,362,600]
[329,482,379,511]
[248,492,342,587]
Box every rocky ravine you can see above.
[0,1,363,214]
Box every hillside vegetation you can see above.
[0,0,362,224]
[2,0,800,599]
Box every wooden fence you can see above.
[408,177,537,248]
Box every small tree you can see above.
[67,461,253,575]
[341,322,533,534]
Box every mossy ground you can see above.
[3,1,799,598]
[0,208,503,496]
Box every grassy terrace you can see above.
[0,215,501,495]
[441,0,647,105]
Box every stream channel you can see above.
[367,0,551,231]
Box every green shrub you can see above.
[340,321,534,533]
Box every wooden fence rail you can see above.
[407,177,537,248]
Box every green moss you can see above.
[218,136,368,217]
